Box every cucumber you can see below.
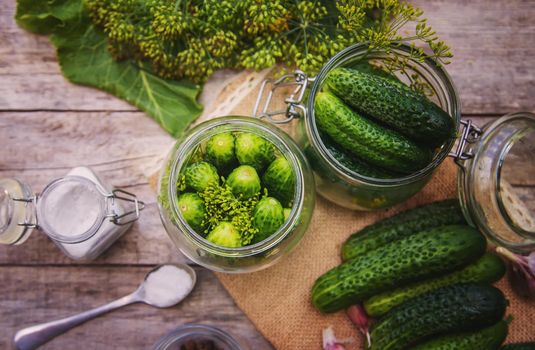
[184,161,219,192]
[502,343,535,350]
[314,91,432,174]
[235,132,275,172]
[206,221,241,248]
[176,192,206,233]
[342,199,466,261]
[320,133,400,179]
[262,156,295,207]
[311,225,486,313]
[364,253,506,317]
[370,284,507,350]
[252,197,285,244]
[226,165,261,199]
[206,132,237,173]
[411,320,508,350]
[325,67,455,146]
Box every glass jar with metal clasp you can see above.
[0,166,144,260]
[254,42,535,254]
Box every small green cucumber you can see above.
[235,132,275,172]
[262,156,295,207]
[411,320,508,350]
[314,91,432,174]
[370,283,507,350]
[226,165,261,199]
[176,192,206,233]
[205,132,237,173]
[320,133,400,179]
[325,67,456,146]
[252,197,285,244]
[311,225,486,313]
[342,198,466,261]
[364,252,506,317]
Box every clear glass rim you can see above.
[167,116,306,257]
[306,42,461,187]
[152,324,243,350]
[37,175,105,243]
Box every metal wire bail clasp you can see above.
[449,119,482,166]
[104,189,145,226]
[253,70,310,124]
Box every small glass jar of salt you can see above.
[0,167,144,260]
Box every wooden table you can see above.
[1,0,534,348]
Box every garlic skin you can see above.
[496,247,535,299]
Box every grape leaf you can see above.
[15,0,203,137]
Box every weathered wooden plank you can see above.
[1,0,534,113]
[0,266,274,350]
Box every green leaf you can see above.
[15,0,203,137]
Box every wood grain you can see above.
[1,0,534,114]
[0,266,274,349]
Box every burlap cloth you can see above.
[192,70,535,349]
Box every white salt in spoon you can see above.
[14,264,196,350]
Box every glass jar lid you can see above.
[0,178,35,245]
[37,176,106,244]
[458,112,535,253]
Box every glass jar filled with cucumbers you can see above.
[256,43,535,253]
[256,43,461,210]
[158,117,315,273]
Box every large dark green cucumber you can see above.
[411,320,508,350]
[311,225,486,313]
[370,284,507,350]
[314,91,432,174]
[320,133,400,179]
[325,67,456,146]
[342,199,466,261]
[364,252,506,317]
[502,344,535,350]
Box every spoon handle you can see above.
[14,292,140,350]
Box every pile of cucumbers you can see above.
[311,199,515,349]
[314,66,456,177]
[177,131,295,247]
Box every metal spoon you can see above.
[14,264,197,350]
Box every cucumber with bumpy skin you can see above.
[226,165,261,199]
[185,161,219,192]
[176,192,206,233]
[370,284,507,350]
[364,252,506,317]
[314,91,432,173]
[325,67,455,146]
[311,225,486,313]
[206,132,237,173]
[411,320,508,350]
[262,157,295,207]
[206,222,241,247]
[235,132,275,172]
[341,198,466,261]
[252,197,284,244]
[320,133,400,179]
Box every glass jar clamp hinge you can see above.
[253,70,313,124]
[448,119,482,166]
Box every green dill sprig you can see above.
[198,180,259,245]
[84,0,452,83]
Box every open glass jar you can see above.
[255,43,460,210]
[255,42,535,253]
[158,117,315,273]
[0,167,144,260]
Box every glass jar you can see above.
[255,43,460,210]
[158,116,315,273]
[152,324,243,350]
[457,112,535,254]
[0,166,144,260]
